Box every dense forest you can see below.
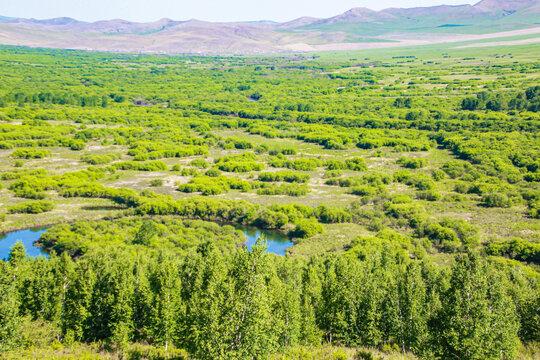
[0,44,538,359]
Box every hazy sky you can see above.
[0,0,478,23]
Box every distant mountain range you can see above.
[0,0,539,53]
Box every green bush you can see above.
[323,170,343,178]
[432,169,446,181]
[417,190,442,201]
[257,183,310,197]
[178,175,251,196]
[81,153,121,165]
[113,161,168,172]
[205,168,222,177]
[7,200,55,214]
[258,171,310,183]
[486,238,540,264]
[11,148,50,159]
[291,219,324,238]
[482,193,513,208]
[150,179,163,187]
[397,156,426,169]
[190,159,209,168]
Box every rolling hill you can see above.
[0,0,539,53]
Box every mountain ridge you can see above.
[0,0,538,53]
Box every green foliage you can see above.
[270,157,323,171]
[436,252,520,359]
[416,190,441,202]
[11,148,50,159]
[149,179,164,187]
[7,200,55,214]
[0,44,538,360]
[214,152,264,172]
[113,161,168,172]
[397,157,426,169]
[486,238,540,264]
[81,153,121,165]
[258,171,310,183]
[39,217,245,255]
[482,193,514,208]
[189,158,208,168]
[291,219,324,238]
[178,175,251,195]
[257,183,310,197]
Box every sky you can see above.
[0,0,478,23]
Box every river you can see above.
[0,227,49,259]
[0,224,294,259]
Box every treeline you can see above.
[1,242,538,359]
[461,86,540,112]
[0,91,109,107]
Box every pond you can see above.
[0,227,49,260]
[234,225,293,256]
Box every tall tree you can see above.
[437,252,519,359]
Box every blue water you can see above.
[0,228,49,260]
[236,225,293,256]
[0,224,294,260]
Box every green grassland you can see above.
[0,43,538,359]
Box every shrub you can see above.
[258,171,310,183]
[178,175,251,196]
[11,148,50,159]
[81,153,121,165]
[482,193,513,208]
[416,222,460,251]
[149,179,163,187]
[397,156,426,169]
[7,200,55,214]
[351,185,385,196]
[314,205,352,223]
[69,140,85,150]
[323,170,343,178]
[270,157,322,171]
[345,157,368,171]
[205,168,222,177]
[442,160,472,178]
[443,193,466,202]
[432,169,446,181]
[417,190,442,201]
[257,183,310,197]
[181,168,198,176]
[113,161,167,172]
[291,219,324,238]
[486,238,540,264]
[190,159,209,168]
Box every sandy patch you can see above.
[454,37,540,48]
[286,26,540,52]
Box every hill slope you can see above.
[0,0,539,53]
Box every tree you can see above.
[0,261,21,351]
[62,261,94,343]
[149,253,181,350]
[8,241,27,269]
[133,220,158,246]
[436,252,519,359]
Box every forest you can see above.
[0,43,538,359]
